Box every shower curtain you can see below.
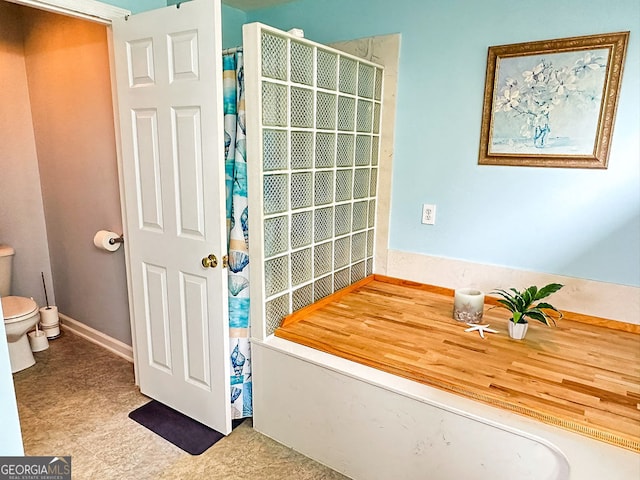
[223,50,252,419]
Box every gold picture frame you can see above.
[478,31,629,168]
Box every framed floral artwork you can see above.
[478,31,629,168]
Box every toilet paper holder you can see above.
[109,235,124,245]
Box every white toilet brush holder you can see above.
[28,324,49,352]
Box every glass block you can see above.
[353,168,370,199]
[334,236,350,269]
[291,131,313,169]
[291,210,312,248]
[291,172,313,210]
[374,67,383,100]
[366,257,373,276]
[265,254,289,297]
[358,63,375,99]
[315,132,335,168]
[263,129,288,171]
[292,284,313,311]
[290,41,313,85]
[265,293,289,336]
[369,168,378,197]
[314,171,334,206]
[351,260,365,283]
[367,228,375,257]
[334,267,350,291]
[336,134,354,167]
[262,82,287,127]
[352,200,368,232]
[291,248,312,286]
[372,136,380,166]
[334,203,352,236]
[316,92,337,130]
[368,199,376,228]
[317,49,338,90]
[373,103,381,134]
[339,56,357,94]
[314,274,333,301]
[351,232,366,263]
[337,96,355,131]
[356,99,373,133]
[264,215,288,257]
[335,169,353,202]
[261,32,287,81]
[263,174,288,214]
[314,206,333,243]
[291,87,314,128]
[355,135,371,166]
[314,241,333,278]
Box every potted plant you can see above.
[491,283,564,339]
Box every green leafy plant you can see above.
[491,283,564,326]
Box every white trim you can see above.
[59,313,134,363]
[5,0,130,24]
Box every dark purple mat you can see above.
[128,400,243,455]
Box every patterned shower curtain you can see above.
[223,50,252,419]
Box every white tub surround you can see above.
[384,250,640,325]
[252,336,639,480]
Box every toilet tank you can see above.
[0,245,15,297]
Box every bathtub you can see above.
[252,336,639,480]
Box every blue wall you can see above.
[221,4,246,49]
[100,0,165,14]
[249,0,640,287]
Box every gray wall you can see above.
[0,2,54,307]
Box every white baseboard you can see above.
[58,313,133,363]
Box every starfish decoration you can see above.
[464,323,499,339]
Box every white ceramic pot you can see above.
[508,321,528,340]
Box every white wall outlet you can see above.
[422,204,436,225]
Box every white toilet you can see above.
[0,245,40,373]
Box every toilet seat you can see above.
[2,296,38,323]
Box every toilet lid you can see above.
[2,296,38,320]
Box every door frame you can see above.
[4,0,129,24]
[9,0,140,382]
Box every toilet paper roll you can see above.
[42,323,60,339]
[40,306,59,325]
[93,230,121,252]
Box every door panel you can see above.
[113,0,230,434]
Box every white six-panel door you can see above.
[112,0,231,434]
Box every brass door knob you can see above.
[201,254,218,268]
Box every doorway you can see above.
[0,1,132,353]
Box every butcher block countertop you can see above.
[275,275,640,452]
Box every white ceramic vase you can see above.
[508,321,528,340]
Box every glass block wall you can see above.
[247,25,383,338]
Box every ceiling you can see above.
[222,0,298,11]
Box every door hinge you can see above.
[223,255,228,269]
